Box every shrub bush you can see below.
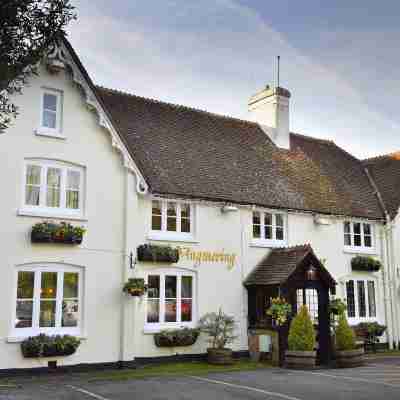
[287,305,316,351]
[154,328,200,347]
[351,256,382,272]
[21,334,81,358]
[137,244,179,263]
[335,314,356,351]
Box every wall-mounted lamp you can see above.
[221,205,239,213]
[306,264,317,281]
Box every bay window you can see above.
[146,271,195,330]
[252,210,286,246]
[345,278,377,320]
[21,160,84,218]
[344,221,374,252]
[13,265,82,337]
[150,199,194,240]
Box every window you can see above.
[39,89,63,135]
[345,279,376,320]
[13,266,82,337]
[150,199,194,239]
[252,211,285,245]
[344,221,373,251]
[146,271,195,330]
[297,288,318,324]
[22,160,84,217]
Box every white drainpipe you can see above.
[389,219,399,347]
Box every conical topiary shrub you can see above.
[285,305,316,369]
[288,305,316,351]
[335,313,364,368]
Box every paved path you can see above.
[1,357,400,400]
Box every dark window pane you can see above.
[63,273,78,298]
[15,301,33,328]
[165,299,177,322]
[344,222,351,234]
[165,276,177,298]
[152,200,162,215]
[253,224,261,238]
[152,215,162,230]
[62,299,78,327]
[181,299,192,322]
[181,217,191,233]
[148,275,160,298]
[354,223,361,235]
[43,93,57,111]
[354,235,362,247]
[40,301,56,327]
[167,203,176,216]
[17,271,34,299]
[357,281,366,317]
[346,281,355,318]
[181,204,190,219]
[167,217,177,232]
[264,213,272,226]
[181,276,192,298]
[364,235,372,247]
[41,272,57,299]
[276,227,284,240]
[147,299,159,323]
[368,281,376,317]
[363,224,371,235]
[253,212,260,225]
[275,214,284,227]
[344,234,352,246]
[264,225,272,239]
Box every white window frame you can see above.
[144,269,196,333]
[20,159,85,219]
[148,198,196,242]
[343,220,375,254]
[251,210,287,248]
[11,264,83,339]
[36,88,64,138]
[344,277,378,324]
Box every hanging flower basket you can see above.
[21,334,81,358]
[31,222,86,245]
[266,297,292,327]
[123,278,147,297]
[351,256,382,272]
[137,244,179,263]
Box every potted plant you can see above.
[31,222,53,243]
[351,256,382,272]
[354,322,386,352]
[137,244,179,263]
[21,334,81,358]
[285,305,316,368]
[266,297,292,327]
[31,222,86,244]
[335,314,364,367]
[199,309,237,365]
[123,278,147,296]
[154,328,200,347]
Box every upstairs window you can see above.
[151,199,193,239]
[344,221,373,251]
[22,160,84,217]
[39,89,63,135]
[252,211,286,245]
[345,279,376,320]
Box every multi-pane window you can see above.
[345,279,376,320]
[151,200,193,235]
[41,90,62,133]
[252,211,285,243]
[297,288,319,324]
[23,161,83,215]
[344,222,373,250]
[146,272,194,327]
[14,267,81,335]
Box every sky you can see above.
[68,0,400,158]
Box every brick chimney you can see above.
[248,85,291,149]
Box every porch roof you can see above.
[244,244,336,288]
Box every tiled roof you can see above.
[244,244,336,287]
[363,152,400,219]
[95,86,384,219]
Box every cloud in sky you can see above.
[68,0,399,158]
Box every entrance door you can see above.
[295,285,330,365]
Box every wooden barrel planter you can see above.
[207,348,233,365]
[336,348,364,368]
[285,350,317,369]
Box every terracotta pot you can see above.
[207,348,233,365]
[336,348,364,368]
[285,350,317,369]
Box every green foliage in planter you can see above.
[329,298,347,317]
[266,297,292,326]
[336,314,356,351]
[199,309,237,349]
[31,222,86,244]
[351,256,382,272]
[154,328,200,347]
[123,278,147,296]
[288,305,316,351]
[21,334,81,358]
[354,322,386,344]
[137,244,179,263]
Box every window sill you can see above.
[250,239,287,248]
[143,323,196,334]
[34,129,66,140]
[17,208,88,222]
[147,232,199,244]
[343,246,377,255]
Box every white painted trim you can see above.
[343,220,376,254]
[45,42,148,194]
[250,239,287,248]
[17,209,88,222]
[34,129,66,140]
[251,209,287,244]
